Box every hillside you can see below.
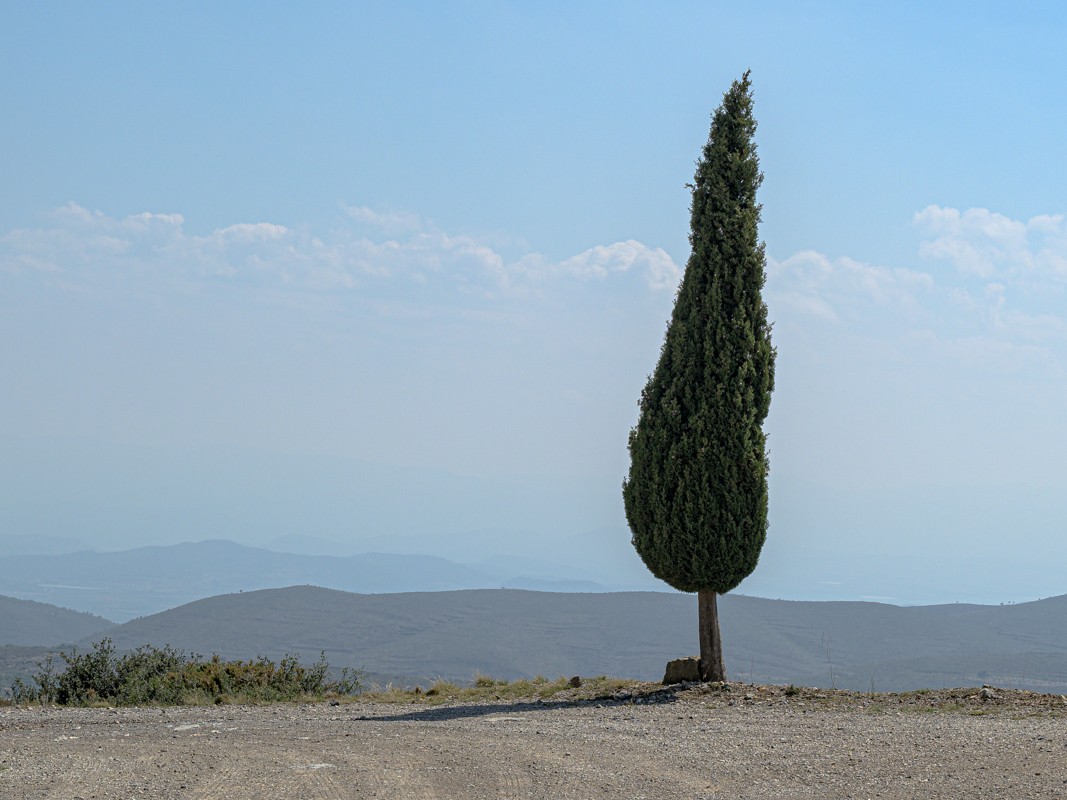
[0,594,115,646]
[94,587,1067,693]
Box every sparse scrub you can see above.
[10,640,362,706]
[424,679,461,697]
[360,674,637,706]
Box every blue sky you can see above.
[3,2,1066,604]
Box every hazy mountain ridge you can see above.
[0,534,94,556]
[0,541,502,621]
[0,594,115,646]
[81,586,1067,694]
[0,538,669,622]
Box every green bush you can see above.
[56,639,120,704]
[12,641,362,706]
[115,643,190,705]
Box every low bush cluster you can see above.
[9,639,362,706]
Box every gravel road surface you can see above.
[3,685,1066,799]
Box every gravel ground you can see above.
[2,684,1066,799]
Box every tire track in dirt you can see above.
[188,735,362,800]
[388,721,537,799]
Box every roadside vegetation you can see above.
[4,643,639,708]
[6,649,1065,719]
[7,638,362,706]
[359,674,636,706]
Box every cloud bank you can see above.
[915,205,1067,282]
[1,203,682,302]
[3,202,1065,495]
[769,206,1067,362]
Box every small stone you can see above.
[568,676,582,688]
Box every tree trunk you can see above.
[698,589,726,682]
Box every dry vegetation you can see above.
[342,674,1067,721]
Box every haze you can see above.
[2,4,1065,606]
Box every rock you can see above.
[980,687,996,701]
[662,656,701,685]
[568,676,582,688]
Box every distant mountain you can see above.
[0,541,499,621]
[0,594,115,646]
[0,534,93,556]
[92,587,1067,693]
[0,538,668,622]
[501,577,607,592]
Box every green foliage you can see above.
[29,652,59,703]
[56,639,120,704]
[10,640,363,706]
[623,70,775,594]
[8,677,36,704]
[115,643,190,705]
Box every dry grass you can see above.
[355,674,638,706]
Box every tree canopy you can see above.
[624,70,775,596]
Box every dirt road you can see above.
[3,686,1066,799]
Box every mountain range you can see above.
[0,538,655,622]
[4,586,1065,694]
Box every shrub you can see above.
[115,643,191,705]
[28,653,59,703]
[10,640,362,706]
[56,639,120,704]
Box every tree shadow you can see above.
[356,687,683,723]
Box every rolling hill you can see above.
[0,594,115,646]
[0,595,116,695]
[92,587,1067,693]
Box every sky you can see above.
[3,2,1067,605]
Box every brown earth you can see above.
[2,683,1066,799]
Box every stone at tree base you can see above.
[663,656,701,684]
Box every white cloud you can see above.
[215,222,289,242]
[343,204,423,235]
[767,250,933,324]
[764,205,1067,365]
[915,204,1067,282]
[557,240,681,290]
[0,203,681,304]
[766,219,1067,385]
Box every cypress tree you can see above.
[623,71,775,682]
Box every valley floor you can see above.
[2,685,1065,799]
